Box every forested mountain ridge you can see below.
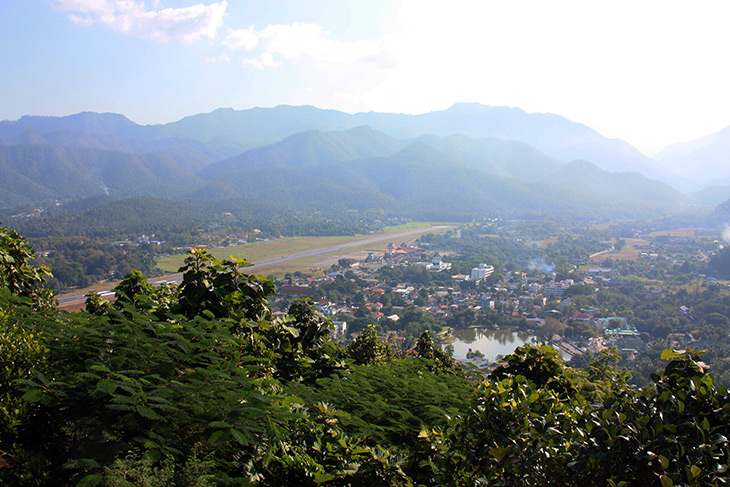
[414,133,563,181]
[0,128,239,172]
[162,102,653,175]
[198,125,405,180]
[2,103,657,176]
[707,197,730,226]
[537,160,692,209]
[0,106,701,222]
[0,144,203,206]
[193,136,691,220]
[691,185,730,207]
[160,103,661,177]
[7,103,730,196]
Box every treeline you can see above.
[1,196,384,241]
[28,237,158,291]
[708,246,730,277]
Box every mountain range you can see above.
[654,125,730,202]
[1,103,727,222]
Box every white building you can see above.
[332,321,348,338]
[471,264,494,281]
[544,280,572,299]
[426,254,452,272]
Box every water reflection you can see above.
[447,328,539,362]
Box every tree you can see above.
[274,299,344,381]
[348,325,391,365]
[704,312,730,331]
[175,249,275,323]
[539,317,566,339]
[652,321,673,339]
[0,223,54,309]
[414,331,455,371]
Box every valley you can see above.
[4,2,730,484]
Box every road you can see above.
[589,248,613,261]
[55,225,450,309]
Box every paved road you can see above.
[56,225,450,309]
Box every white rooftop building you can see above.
[471,264,494,281]
[426,254,452,272]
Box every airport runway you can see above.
[55,225,450,309]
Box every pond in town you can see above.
[446,328,569,363]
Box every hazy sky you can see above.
[2,0,729,154]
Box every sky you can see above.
[1,0,729,155]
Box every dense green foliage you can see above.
[0,224,54,308]
[708,247,730,277]
[28,237,157,291]
[3,196,372,241]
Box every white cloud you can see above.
[222,26,258,50]
[242,52,282,70]
[50,0,729,151]
[54,0,227,44]
[222,21,386,69]
[254,0,730,153]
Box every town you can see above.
[34,216,730,386]
[246,220,730,385]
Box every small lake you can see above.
[446,328,570,363]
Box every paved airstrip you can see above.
[55,225,451,310]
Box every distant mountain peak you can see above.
[447,102,523,115]
[0,111,158,140]
[654,122,730,192]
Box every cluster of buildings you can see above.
[269,235,708,361]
